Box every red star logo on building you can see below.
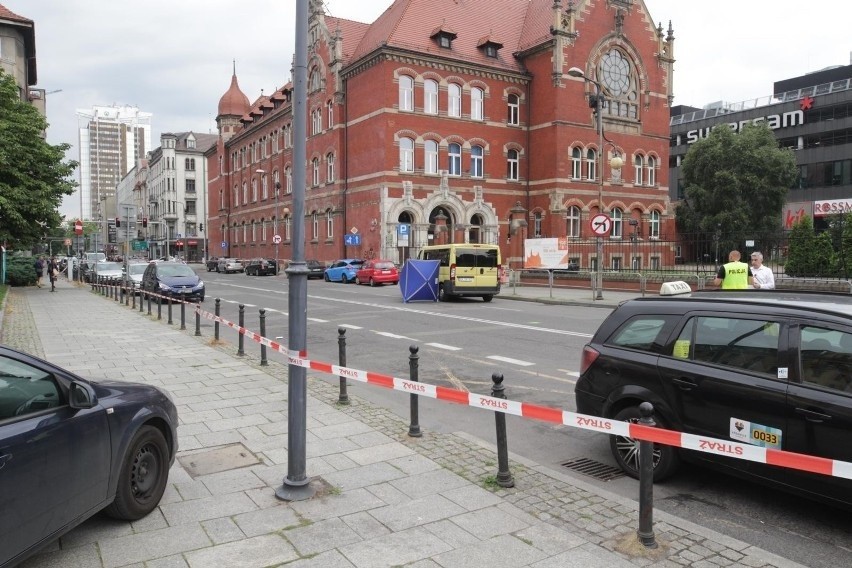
[800,95,814,110]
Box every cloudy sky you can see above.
[8,0,849,218]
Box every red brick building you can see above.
[206,0,675,269]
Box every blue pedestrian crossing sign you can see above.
[344,234,361,246]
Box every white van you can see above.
[418,243,502,302]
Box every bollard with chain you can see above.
[337,328,349,404]
[408,345,422,437]
[637,402,658,549]
[259,309,268,366]
[214,298,221,341]
[167,297,173,325]
[147,291,152,315]
[491,373,515,487]
[180,300,186,330]
[131,287,136,310]
[237,304,245,356]
[157,294,162,320]
[195,304,201,336]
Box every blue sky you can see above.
[7,0,848,218]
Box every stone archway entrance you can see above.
[428,207,455,245]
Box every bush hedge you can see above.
[5,256,39,287]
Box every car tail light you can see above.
[449,263,456,281]
[579,345,600,375]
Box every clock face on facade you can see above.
[599,50,631,97]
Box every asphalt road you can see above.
[195,269,852,568]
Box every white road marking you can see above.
[339,324,363,329]
[375,331,418,341]
[426,343,462,351]
[487,355,535,367]
[559,369,581,378]
[308,318,329,323]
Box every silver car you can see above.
[92,261,123,284]
[125,262,149,293]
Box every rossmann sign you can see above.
[814,199,852,217]
[686,110,804,144]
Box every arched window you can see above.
[399,138,414,172]
[261,174,268,200]
[327,100,334,129]
[507,149,519,181]
[571,147,582,180]
[634,155,644,185]
[611,208,623,238]
[285,215,291,240]
[649,210,660,239]
[425,140,438,174]
[448,143,461,176]
[312,212,319,240]
[251,178,258,202]
[471,87,484,121]
[507,93,519,125]
[326,210,334,238]
[285,166,292,194]
[586,149,597,181]
[425,79,439,115]
[242,182,248,205]
[534,212,542,237]
[596,48,639,119]
[327,153,335,182]
[567,205,581,238]
[233,185,238,208]
[470,145,483,178]
[309,67,321,91]
[647,156,657,186]
[312,158,320,186]
[399,76,414,111]
[448,83,461,118]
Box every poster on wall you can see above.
[782,201,814,229]
[524,238,572,269]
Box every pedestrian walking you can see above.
[47,256,60,292]
[750,251,775,289]
[34,256,45,288]
[713,250,753,290]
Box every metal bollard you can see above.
[131,288,136,310]
[167,297,173,325]
[214,298,221,341]
[337,328,349,404]
[180,300,186,330]
[237,304,245,356]
[157,294,162,320]
[147,291,152,315]
[259,309,268,366]
[195,304,201,336]
[491,373,515,487]
[637,402,658,549]
[408,345,422,437]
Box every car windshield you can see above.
[159,264,196,277]
[128,264,148,275]
[97,262,122,271]
[374,261,395,269]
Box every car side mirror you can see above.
[69,381,97,409]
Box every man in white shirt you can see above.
[750,251,775,289]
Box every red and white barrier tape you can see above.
[104,290,852,481]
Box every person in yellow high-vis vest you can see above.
[713,250,753,289]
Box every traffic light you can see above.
[199,223,203,232]
[142,217,148,228]
[115,216,120,228]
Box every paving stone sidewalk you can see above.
[1,280,804,568]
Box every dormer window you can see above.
[477,36,503,59]
[431,25,457,50]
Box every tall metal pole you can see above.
[596,84,605,300]
[276,0,315,501]
[275,182,280,271]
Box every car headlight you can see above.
[158,282,170,291]
[193,281,204,291]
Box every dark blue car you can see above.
[141,261,205,302]
[0,345,178,567]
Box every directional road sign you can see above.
[589,213,612,236]
[344,234,361,246]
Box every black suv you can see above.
[575,287,852,508]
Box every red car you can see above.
[355,259,399,286]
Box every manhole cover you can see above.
[560,457,625,481]
[178,443,260,478]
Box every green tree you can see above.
[786,215,836,277]
[0,70,77,248]
[675,122,797,253]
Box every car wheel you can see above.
[324,273,330,282]
[370,278,377,287]
[482,295,493,302]
[438,285,448,302]
[104,426,170,520]
[609,406,680,482]
[355,276,362,285]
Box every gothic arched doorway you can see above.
[469,213,484,243]
[428,207,454,245]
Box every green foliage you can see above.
[786,215,845,278]
[0,70,78,249]
[675,123,797,252]
[5,255,39,287]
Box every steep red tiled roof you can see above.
[325,16,370,63]
[518,0,557,53]
[0,3,32,23]
[218,73,250,117]
[346,0,536,73]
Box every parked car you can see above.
[355,259,399,286]
[92,261,124,284]
[0,344,178,567]
[141,261,205,302]
[217,258,244,274]
[575,285,852,509]
[324,258,364,283]
[305,259,326,280]
[245,258,277,276]
[124,262,149,294]
[206,257,220,272]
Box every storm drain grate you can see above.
[560,457,626,481]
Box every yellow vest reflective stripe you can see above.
[721,261,749,289]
